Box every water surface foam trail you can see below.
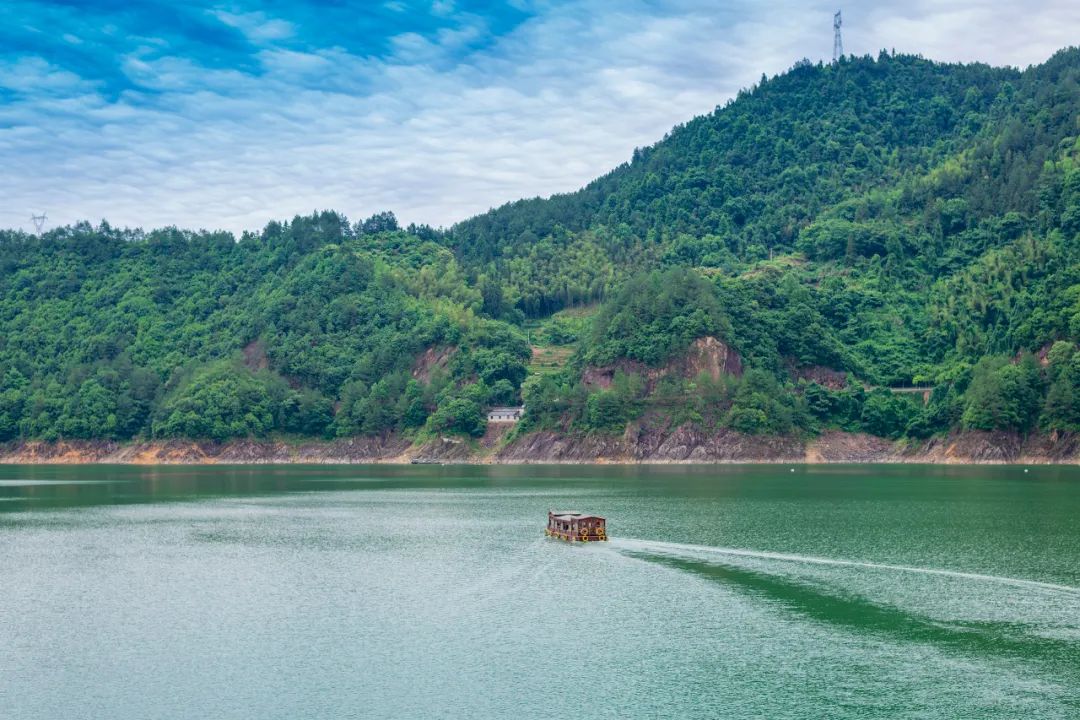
[611,538,1080,597]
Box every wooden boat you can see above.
[545,511,607,542]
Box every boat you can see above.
[545,511,607,542]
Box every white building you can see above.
[487,406,524,423]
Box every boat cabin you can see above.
[546,511,607,542]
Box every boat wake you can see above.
[610,538,1080,597]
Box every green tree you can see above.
[429,397,486,437]
[0,368,29,441]
[155,362,283,441]
[1042,347,1080,430]
[860,389,920,439]
[962,355,1042,431]
[724,370,794,435]
[282,388,333,436]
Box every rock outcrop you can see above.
[411,346,456,383]
[2,430,1077,465]
[583,336,742,391]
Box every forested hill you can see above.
[2,49,1080,448]
[450,51,1073,315]
[453,53,1014,267]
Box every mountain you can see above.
[2,49,1080,452]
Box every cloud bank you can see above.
[1,0,1078,234]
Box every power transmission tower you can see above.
[31,212,47,234]
[833,10,843,62]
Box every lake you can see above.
[1,463,1078,719]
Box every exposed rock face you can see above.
[479,423,512,449]
[581,366,617,390]
[494,431,625,462]
[902,430,1080,464]
[805,431,897,463]
[583,336,742,391]
[684,336,743,380]
[791,365,849,390]
[913,431,1024,463]
[411,346,456,383]
[1022,430,1080,462]
[497,427,1080,464]
[1,430,1077,465]
[242,339,270,371]
[0,437,412,464]
[0,440,123,463]
[410,436,474,463]
[497,426,801,463]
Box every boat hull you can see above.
[545,528,608,542]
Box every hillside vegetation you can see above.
[2,49,1080,446]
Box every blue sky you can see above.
[1,1,1078,234]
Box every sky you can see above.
[1,1,1078,235]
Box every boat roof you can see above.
[550,511,604,521]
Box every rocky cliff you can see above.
[3,428,1077,465]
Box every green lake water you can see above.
[1,463,1078,719]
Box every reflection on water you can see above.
[1,463,1079,719]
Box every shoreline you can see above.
[2,428,1077,466]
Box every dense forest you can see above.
[2,49,1080,446]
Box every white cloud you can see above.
[0,56,94,94]
[431,1,457,18]
[1,1,1078,235]
[211,9,296,44]
[857,0,1080,67]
